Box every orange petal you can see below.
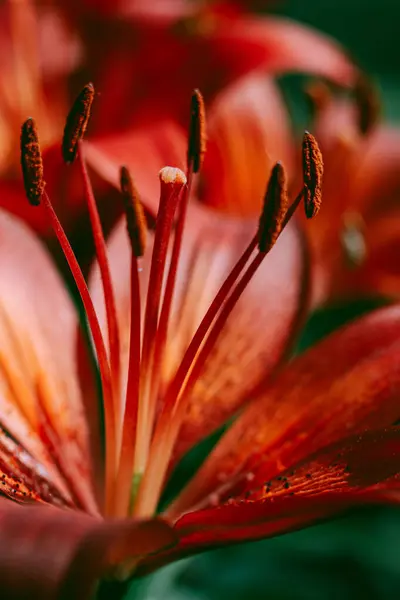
[169,427,400,554]
[170,305,400,514]
[0,499,176,600]
[0,210,97,513]
[200,72,294,216]
[90,202,308,466]
[192,14,357,86]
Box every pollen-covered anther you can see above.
[187,88,206,173]
[20,118,45,206]
[258,162,288,253]
[302,131,323,219]
[353,75,380,135]
[159,166,187,187]
[120,166,147,257]
[62,82,95,164]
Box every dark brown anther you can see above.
[62,83,95,164]
[187,89,206,173]
[302,131,323,219]
[353,75,380,135]
[120,166,147,257]
[20,118,45,206]
[258,162,288,253]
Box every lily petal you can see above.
[0,210,97,513]
[200,72,294,216]
[0,499,176,600]
[192,14,356,86]
[170,427,400,553]
[170,305,400,514]
[71,8,356,137]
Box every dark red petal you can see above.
[0,500,176,600]
[168,428,400,555]
[169,305,400,515]
[196,15,357,86]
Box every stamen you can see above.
[114,248,142,517]
[62,83,95,164]
[77,143,121,436]
[353,75,380,135]
[114,166,147,516]
[20,118,45,206]
[258,162,288,253]
[120,166,147,257]
[187,89,206,173]
[39,192,116,514]
[302,131,323,219]
[21,123,116,514]
[134,167,186,477]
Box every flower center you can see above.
[20,85,323,518]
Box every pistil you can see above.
[134,168,186,479]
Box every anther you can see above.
[187,89,206,173]
[120,166,147,257]
[353,75,380,135]
[302,131,323,219]
[62,83,95,164]
[258,162,288,253]
[20,118,45,206]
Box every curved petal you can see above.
[72,9,356,136]
[200,72,295,216]
[0,210,97,513]
[169,427,400,553]
[194,15,356,86]
[169,305,400,514]
[0,499,176,600]
[90,203,308,464]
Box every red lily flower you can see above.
[303,87,400,305]
[0,0,358,240]
[3,86,400,598]
[62,0,357,134]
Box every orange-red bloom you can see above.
[304,89,400,305]
[1,86,400,598]
[0,0,357,240]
